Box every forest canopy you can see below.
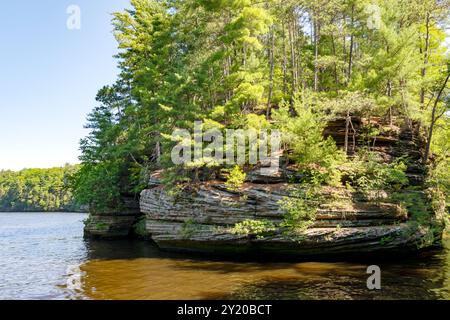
[73,0,450,213]
[0,165,82,212]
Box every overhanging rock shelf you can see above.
[139,181,441,257]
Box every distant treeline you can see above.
[0,165,84,212]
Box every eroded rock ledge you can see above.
[139,182,441,257]
[84,197,141,239]
[84,117,443,254]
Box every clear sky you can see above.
[0,0,130,171]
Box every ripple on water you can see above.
[75,241,450,300]
[1,212,449,300]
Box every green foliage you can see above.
[224,165,247,191]
[429,118,450,212]
[390,191,433,225]
[72,162,124,213]
[95,223,109,231]
[75,0,450,213]
[161,169,192,197]
[133,216,148,238]
[380,235,395,246]
[231,219,276,238]
[279,185,322,232]
[181,219,201,239]
[273,100,345,185]
[379,189,443,247]
[342,151,409,195]
[72,82,149,212]
[0,165,81,212]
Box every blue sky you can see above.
[0,0,130,170]
[0,2,448,171]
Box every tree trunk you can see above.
[347,5,355,83]
[420,13,430,107]
[289,19,297,112]
[387,79,393,125]
[331,34,339,86]
[344,111,350,155]
[424,74,450,163]
[314,17,320,91]
[267,27,275,118]
[282,21,288,95]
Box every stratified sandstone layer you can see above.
[85,117,444,255]
[139,181,441,257]
[84,197,141,239]
[138,119,442,256]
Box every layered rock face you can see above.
[85,117,442,256]
[138,119,442,257]
[140,182,439,256]
[324,117,426,185]
[84,197,141,239]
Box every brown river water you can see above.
[0,212,449,300]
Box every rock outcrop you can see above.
[84,197,142,239]
[84,116,444,256]
[139,181,441,257]
[324,117,427,185]
[137,118,443,257]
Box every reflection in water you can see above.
[0,212,449,300]
[74,238,450,300]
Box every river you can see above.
[0,212,449,300]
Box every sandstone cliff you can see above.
[83,196,141,239]
[84,117,445,257]
[139,180,441,257]
[137,118,443,256]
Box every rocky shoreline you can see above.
[83,117,445,257]
[84,179,443,257]
[138,181,441,256]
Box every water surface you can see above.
[0,212,87,299]
[0,212,449,300]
